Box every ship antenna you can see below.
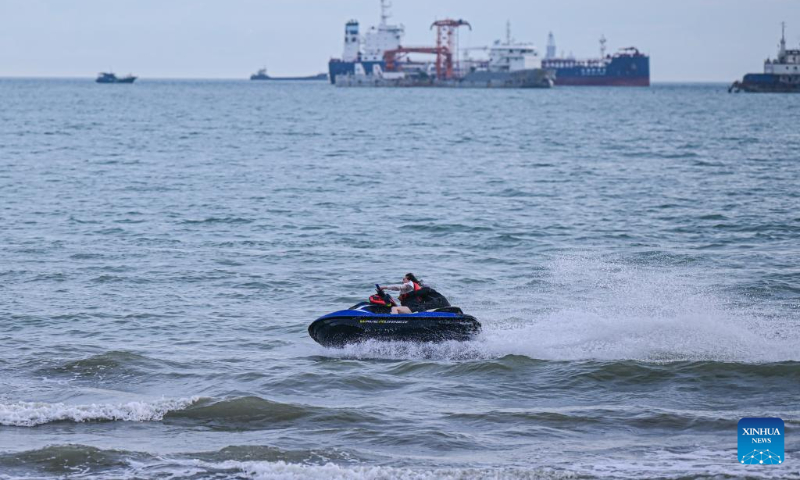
[506,20,511,44]
[600,34,607,58]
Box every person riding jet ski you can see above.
[380,273,450,314]
[308,281,480,346]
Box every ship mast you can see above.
[779,21,787,58]
[506,20,512,44]
[380,0,391,26]
[546,32,556,59]
[600,35,607,58]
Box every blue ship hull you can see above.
[730,73,800,93]
[328,60,386,84]
[543,54,649,86]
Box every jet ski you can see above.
[308,285,481,347]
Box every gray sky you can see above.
[1,0,798,81]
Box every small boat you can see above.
[308,285,481,347]
[96,72,137,84]
[250,67,327,81]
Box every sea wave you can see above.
[0,444,141,476]
[164,396,378,431]
[180,217,254,225]
[0,445,579,480]
[0,397,199,427]
[443,405,800,432]
[36,350,181,379]
[178,460,577,480]
[1,445,796,480]
[0,395,382,430]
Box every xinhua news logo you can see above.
[739,418,784,465]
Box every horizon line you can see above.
[0,75,734,84]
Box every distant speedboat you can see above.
[250,67,327,81]
[96,72,137,84]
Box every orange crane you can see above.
[430,19,471,80]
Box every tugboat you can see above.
[250,67,327,81]
[730,23,800,93]
[96,72,137,84]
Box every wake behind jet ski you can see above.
[308,283,481,348]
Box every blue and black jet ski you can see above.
[309,285,481,347]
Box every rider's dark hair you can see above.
[405,273,422,285]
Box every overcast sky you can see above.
[1,0,798,81]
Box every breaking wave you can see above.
[0,397,199,427]
[0,445,579,480]
[165,460,577,480]
[0,396,378,430]
[1,445,796,480]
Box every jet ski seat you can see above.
[426,306,464,314]
[401,286,450,312]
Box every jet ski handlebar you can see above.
[374,284,395,306]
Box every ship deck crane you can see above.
[383,46,448,73]
[430,19,471,80]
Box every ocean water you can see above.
[0,78,799,479]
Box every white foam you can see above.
[477,255,800,362]
[142,457,797,480]
[0,397,199,427]
[330,338,489,361]
[155,459,574,480]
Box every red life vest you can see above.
[369,294,396,307]
[398,281,422,301]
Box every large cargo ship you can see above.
[541,34,650,86]
[329,2,552,89]
[730,23,800,93]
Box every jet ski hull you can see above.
[309,311,481,347]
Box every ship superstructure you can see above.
[328,0,403,83]
[730,23,800,93]
[452,22,553,88]
[362,3,404,62]
[541,34,650,86]
[484,23,545,73]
